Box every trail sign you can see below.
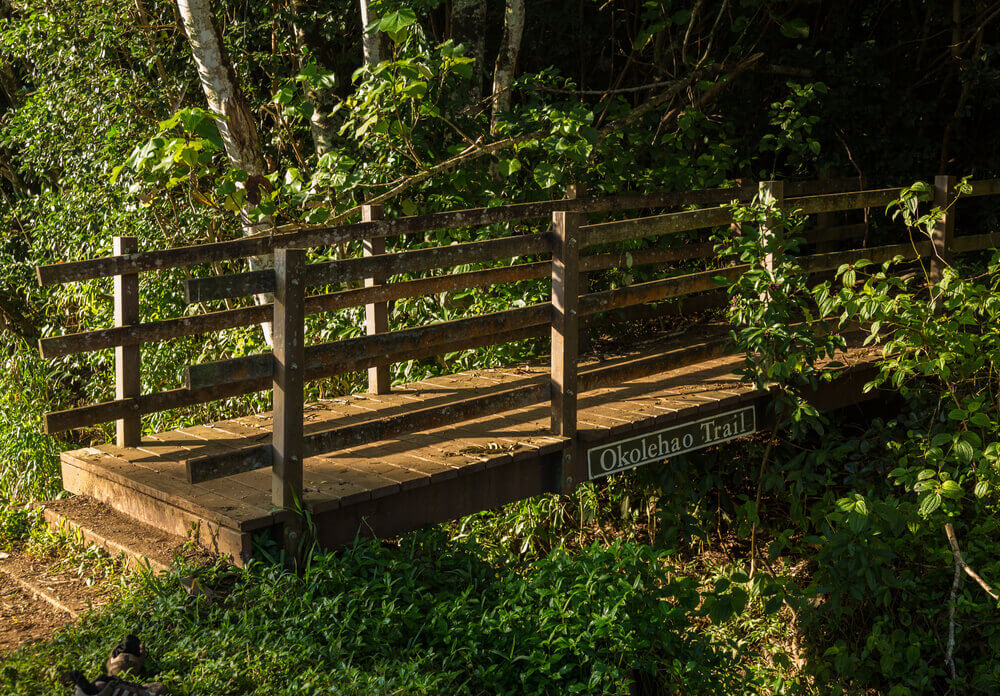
[586,406,756,479]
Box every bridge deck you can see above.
[60,328,877,564]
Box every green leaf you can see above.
[919,492,942,516]
[532,163,561,189]
[379,8,418,44]
[975,481,989,498]
[497,158,521,178]
[941,480,963,499]
[954,439,974,464]
[779,18,810,39]
[970,412,991,427]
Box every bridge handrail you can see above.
[35,176,984,499]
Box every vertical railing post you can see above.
[273,246,305,559]
[759,180,785,277]
[567,185,591,355]
[931,174,956,286]
[363,204,391,394]
[551,207,583,492]
[113,236,140,447]
[759,181,785,302]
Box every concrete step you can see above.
[37,496,187,574]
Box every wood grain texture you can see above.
[113,236,141,447]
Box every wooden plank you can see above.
[40,243,722,360]
[37,202,863,361]
[309,459,401,505]
[786,188,902,215]
[324,453,430,491]
[35,179,866,287]
[184,380,551,483]
[61,447,264,530]
[363,204,391,394]
[114,236,141,447]
[551,209,581,453]
[931,175,956,284]
[785,177,862,197]
[582,205,733,248]
[798,241,932,274]
[578,265,747,316]
[185,304,551,389]
[59,459,252,563]
[580,243,714,272]
[44,323,548,435]
[966,179,1000,198]
[184,233,551,302]
[806,223,866,245]
[272,248,305,523]
[954,232,1000,253]
[44,309,725,435]
[39,303,271,359]
[130,433,273,511]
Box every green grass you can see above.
[0,528,761,696]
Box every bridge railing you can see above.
[35,176,998,509]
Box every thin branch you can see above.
[538,79,681,96]
[946,522,1000,601]
[946,526,960,687]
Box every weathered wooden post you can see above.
[551,205,583,492]
[931,174,956,286]
[113,236,140,447]
[759,180,785,301]
[567,185,591,355]
[272,246,305,559]
[363,204,391,394]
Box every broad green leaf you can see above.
[919,492,941,516]
[532,163,561,189]
[940,480,963,499]
[497,159,521,178]
[379,8,418,43]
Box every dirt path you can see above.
[0,571,72,656]
[0,552,113,657]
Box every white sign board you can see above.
[586,406,756,479]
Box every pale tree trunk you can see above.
[451,0,486,99]
[290,0,335,156]
[490,0,524,131]
[176,0,274,342]
[359,0,382,65]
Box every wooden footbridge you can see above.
[35,176,999,564]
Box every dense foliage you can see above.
[2,0,1000,694]
[1,532,753,695]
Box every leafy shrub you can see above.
[0,532,756,695]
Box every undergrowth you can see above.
[1,527,753,696]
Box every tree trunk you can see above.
[176,0,273,342]
[359,0,382,65]
[490,0,525,131]
[451,0,486,99]
[290,0,335,156]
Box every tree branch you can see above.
[946,522,999,601]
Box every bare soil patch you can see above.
[0,572,71,656]
[0,551,113,656]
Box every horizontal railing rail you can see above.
[35,178,858,287]
[36,175,995,549]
